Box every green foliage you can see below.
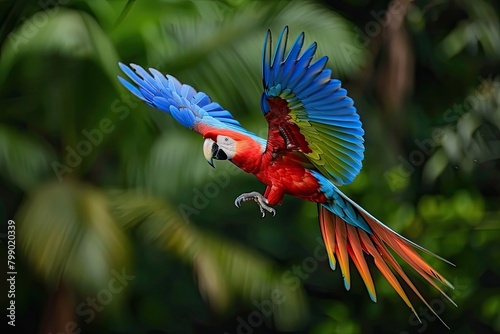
[0,125,55,191]
[437,0,500,59]
[0,8,120,90]
[0,0,499,333]
[108,189,308,330]
[18,182,130,292]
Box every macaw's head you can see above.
[202,130,263,172]
[203,135,237,168]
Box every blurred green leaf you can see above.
[437,0,500,59]
[125,131,217,199]
[18,182,130,292]
[108,189,309,330]
[423,76,500,178]
[0,8,121,90]
[422,148,448,184]
[0,125,55,191]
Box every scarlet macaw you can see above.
[118,27,454,324]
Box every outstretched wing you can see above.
[261,27,364,186]
[118,63,261,140]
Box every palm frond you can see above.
[108,189,309,330]
[18,182,130,292]
[0,8,121,90]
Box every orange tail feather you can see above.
[318,205,455,327]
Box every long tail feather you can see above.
[346,223,376,302]
[318,194,455,327]
[333,216,350,291]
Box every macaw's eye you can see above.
[216,135,236,159]
[218,135,234,145]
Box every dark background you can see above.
[1,0,499,333]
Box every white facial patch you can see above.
[216,135,236,159]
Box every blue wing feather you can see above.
[261,27,365,185]
[118,63,263,142]
[281,33,305,86]
[262,31,272,88]
[117,77,146,102]
[272,28,288,85]
[287,43,317,89]
[294,56,328,93]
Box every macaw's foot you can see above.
[234,191,276,218]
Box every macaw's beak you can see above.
[203,138,216,168]
[203,138,228,168]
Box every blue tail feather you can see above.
[311,170,372,233]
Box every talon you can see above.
[233,191,276,217]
